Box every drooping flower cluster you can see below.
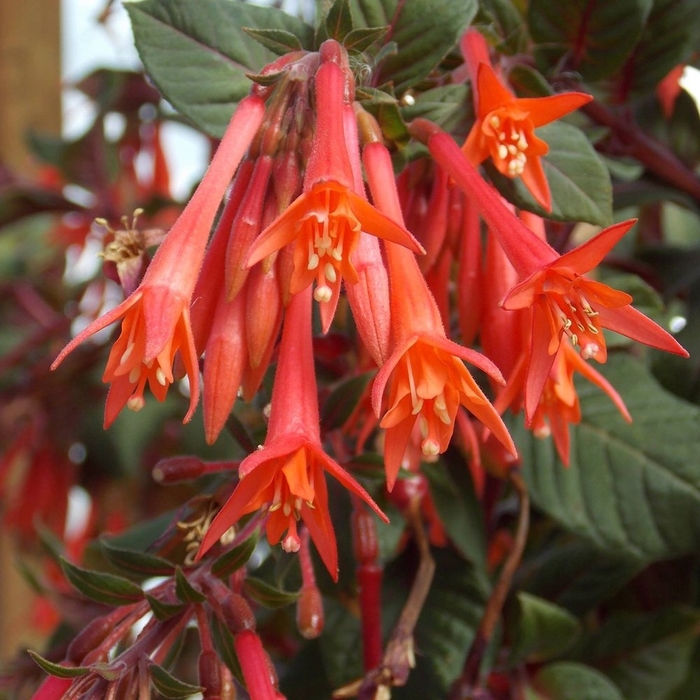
[52,34,687,584]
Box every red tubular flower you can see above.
[246,42,422,329]
[52,95,266,425]
[462,61,592,210]
[198,286,387,580]
[531,340,631,464]
[362,141,516,489]
[414,120,688,416]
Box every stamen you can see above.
[155,367,167,386]
[498,144,508,160]
[128,366,141,384]
[534,424,551,439]
[489,115,501,129]
[127,396,145,412]
[324,262,337,284]
[421,438,440,457]
[581,343,599,360]
[419,415,429,439]
[119,343,135,366]
[314,285,332,303]
[307,253,320,270]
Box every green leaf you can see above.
[126,0,313,137]
[61,559,144,607]
[625,0,700,96]
[209,613,245,686]
[360,88,410,147]
[411,547,488,696]
[519,356,700,561]
[243,576,299,608]
[27,651,91,679]
[488,121,613,225]
[530,662,624,700]
[174,566,206,604]
[100,540,175,579]
[242,28,303,57]
[146,594,188,622]
[528,0,653,82]
[423,458,487,571]
[343,26,389,53]
[325,0,355,42]
[478,0,528,56]
[518,537,643,616]
[508,592,581,665]
[149,663,204,699]
[321,371,374,431]
[572,608,700,700]
[211,532,259,579]
[364,0,478,94]
[400,84,471,132]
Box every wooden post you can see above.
[0,0,62,662]
[0,0,62,170]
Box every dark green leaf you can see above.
[27,651,91,679]
[61,558,144,606]
[325,0,354,42]
[668,638,700,700]
[625,0,700,96]
[400,84,471,132]
[242,28,303,57]
[507,64,554,98]
[423,458,487,571]
[519,356,700,561]
[321,371,374,431]
[146,594,188,622]
[243,576,299,608]
[478,0,528,55]
[572,608,700,700]
[211,532,259,579]
[362,92,410,147]
[411,547,489,695]
[518,537,643,616]
[343,26,388,52]
[528,0,653,82]
[149,663,204,699]
[126,0,313,137]
[100,540,175,579]
[209,614,245,686]
[489,121,613,225]
[174,566,206,604]
[531,662,624,700]
[369,0,478,94]
[508,592,581,665]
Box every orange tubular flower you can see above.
[362,141,516,489]
[415,121,688,418]
[246,42,422,327]
[52,95,266,426]
[198,287,387,580]
[529,340,632,464]
[462,61,592,210]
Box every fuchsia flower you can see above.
[460,30,592,211]
[415,120,688,418]
[52,96,266,426]
[362,140,516,489]
[198,286,387,580]
[246,42,422,329]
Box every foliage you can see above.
[1,0,700,699]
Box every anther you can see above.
[489,115,501,129]
[421,438,440,457]
[307,253,320,270]
[127,396,145,412]
[156,367,168,386]
[324,263,337,284]
[314,285,332,303]
[128,366,141,383]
